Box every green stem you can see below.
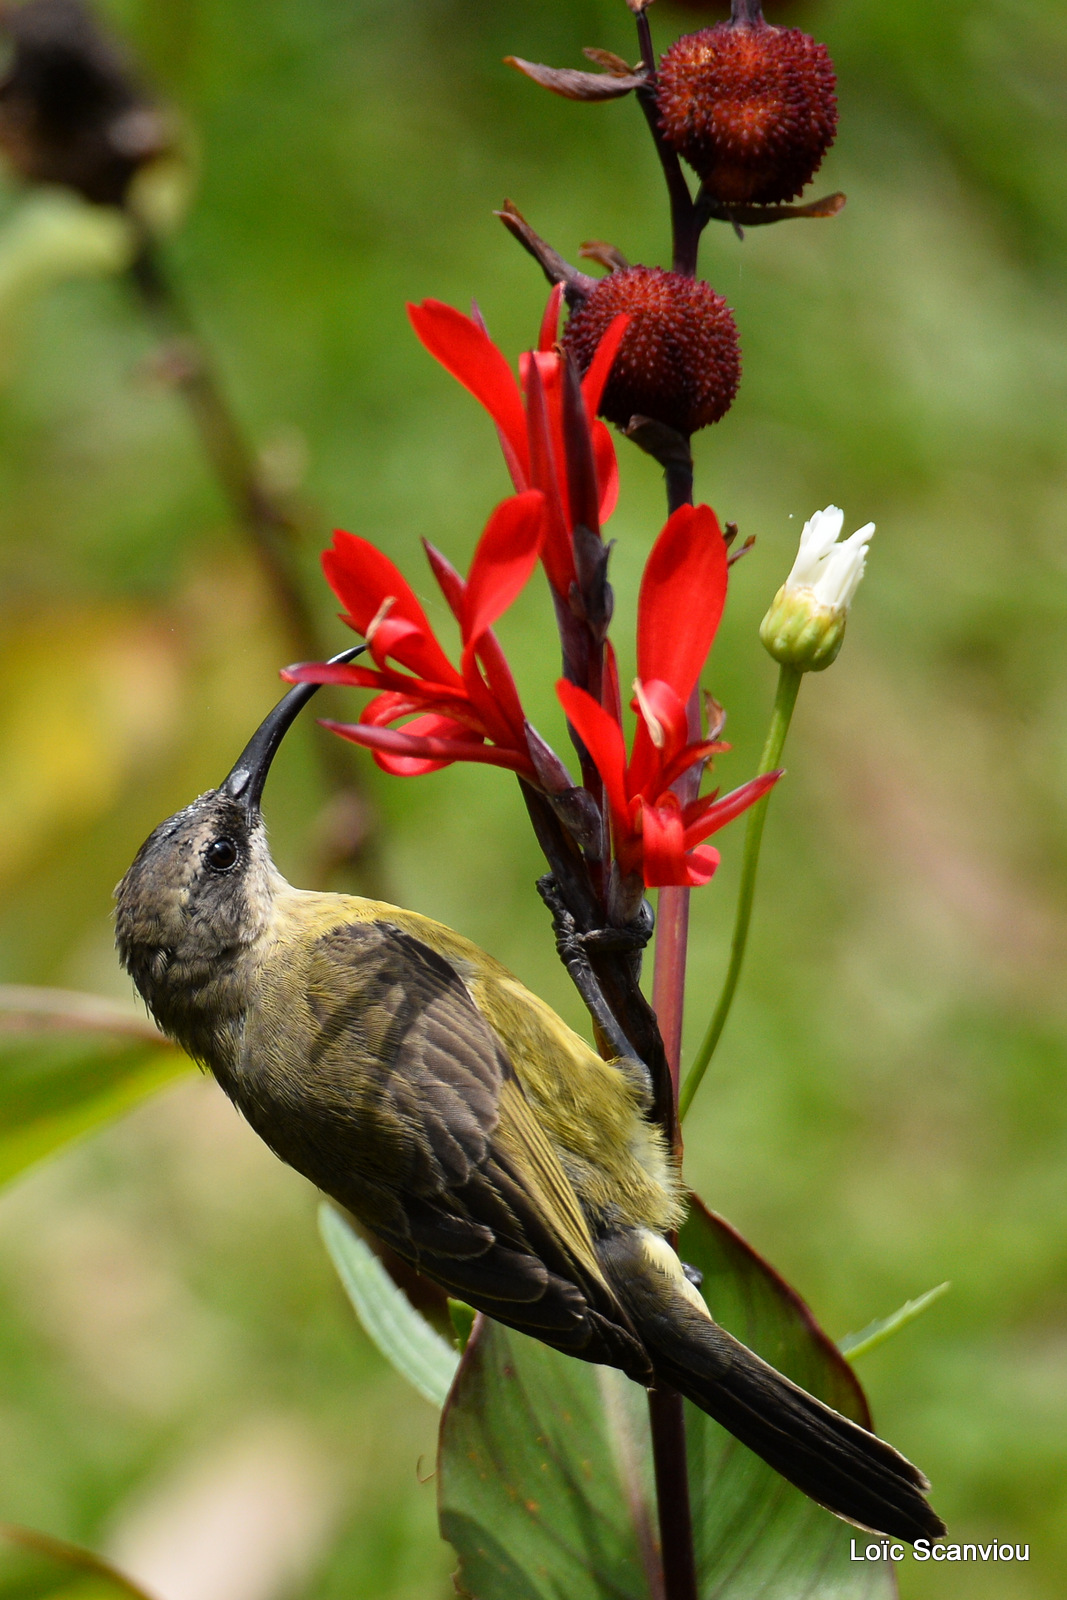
[679,663,803,1119]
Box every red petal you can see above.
[602,640,623,724]
[682,770,781,847]
[367,712,482,774]
[682,845,721,887]
[321,717,534,777]
[560,355,600,538]
[631,677,690,763]
[575,310,627,527]
[359,689,478,728]
[539,283,564,353]
[366,612,424,670]
[423,540,465,623]
[637,503,728,701]
[322,530,461,688]
[523,357,576,597]
[638,801,720,887]
[556,679,630,828]
[463,491,545,645]
[581,313,629,418]
[658,740,729,793]
[639,797,692,887]
[407,301,530,488]
[468,630,526,743]
[283,660,468,709]
[592,420,619,525]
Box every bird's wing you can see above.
[297,919,651,1379]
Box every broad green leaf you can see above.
[839,1283,951,1362]
[0,987,190,1188]
[319,1203,460,1407]
[679,1197,897,1598]
[0,1523,155,1599]
[439,1196,898,1600]
[440,1316,657,1600]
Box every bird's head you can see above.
[115,647,363,1039]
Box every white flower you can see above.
[785,505,874,612]
[760,506,875,673]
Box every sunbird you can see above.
[115,659,944,1545]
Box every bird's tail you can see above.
[599,1230,945,1545]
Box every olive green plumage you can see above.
[114,676,945,1544]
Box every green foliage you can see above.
[0,989,188,1188]
[0,1524,152,1600]
[840,1283,951,1363]
[438,1197,896,1599]
[318,1203,459,1408]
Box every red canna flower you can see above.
[407,288,628,601]
[285,490,549,779]
[557,502,780,887]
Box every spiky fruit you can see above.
[656,20,837,205]
[562,266,740,438]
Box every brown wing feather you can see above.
[284,921,651,1381]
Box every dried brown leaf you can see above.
[505,57,645,102]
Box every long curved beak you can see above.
[220,645,366,814]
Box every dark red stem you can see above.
[731,0,766,26]
[634,13,703,278]
[644,405,700,1600]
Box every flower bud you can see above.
[562,265,740,437]
[656,17,837,205]
[760,506,872,671]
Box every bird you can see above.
[115,652,945,1546]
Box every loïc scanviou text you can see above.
[851,1538,1029,1563]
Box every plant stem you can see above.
[644,420,699,1600]
[647,852,699,1600]
[646,1385,699,1600]
[731,0,766,27]
[680,663,802,1118]
[633,12,703,279]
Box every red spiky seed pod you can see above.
[562,266,740,438]
[656,19,837,205]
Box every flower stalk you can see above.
[644,393,700,1600]
[680,662,802,1118]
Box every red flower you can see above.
[285,490,547,778]
[557,503,779,887]
[407,288,628,600]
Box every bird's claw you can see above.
[536,875,654,960]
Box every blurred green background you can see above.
[0,0,1065,1595]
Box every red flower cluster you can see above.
[559,504,778,887]
[294,295,775,889]
[285,490,546,779]
[408,287,627,599]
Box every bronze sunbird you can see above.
[115,661,944,1545]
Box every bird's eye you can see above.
[204,837,240,873]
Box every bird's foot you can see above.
[536,876,655,1096]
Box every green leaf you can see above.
[0,987,190,1188]
[448,1299,476,1354]
[318,1203,460,1407]
[678,1197,897,1597]
[438,1196,898,1599]
[0,1523,155,1599]
[839,1283,951,1362]
[440,1317,658,1600]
